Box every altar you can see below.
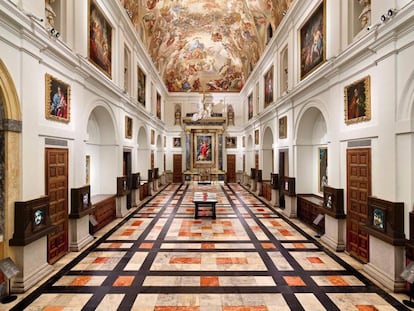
[182,111,227,178]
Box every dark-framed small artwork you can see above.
[226,136,237,148]
[156,92,161,120]
[373,207,386,231]
[85,155,90,184]
[137,65,146,106]
[242,136,245,148]
[45,73,70,123]
[264,65,274,108]
[173,137,181,147]
[248,93,253,120]
[344,75,371,124]
[88,0,112,77]
[319,147,328,192]
[300,0,325,79]
[279,116,287,139]
[255,129,259,145]
[125,116,133,139]
[164,136,166,148]
[151,129,155,145]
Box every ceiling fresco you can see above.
[120,0,293,92]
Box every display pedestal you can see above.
[131,188,140,207]
[256,182,262,196]
[153,179,159,191]
[69,216,94,251]
[251,179,257,192]
[283,195,297,218]
[116,196,128,217]
[321,214,346,251]
[11,237,53,293]
[363,235,406,292]
[271,189,279,207]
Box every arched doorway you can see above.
[262,126,274,181]
[0,59,22,281]
[86,105,117,195]
[295,107,328,194]
[137,126,149,180]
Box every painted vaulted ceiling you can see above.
[119,0,293,92]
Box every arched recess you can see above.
[86,105,117,196]
[295,106,328,194]
[156,134,163,172]
[396,70,414,237]
[262,126,274,180]
[246,134,254,174]
[137,126,150,179]
[0,59,22,263]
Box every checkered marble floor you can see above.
[11,183,410,310]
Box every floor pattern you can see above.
[11,183,410,310]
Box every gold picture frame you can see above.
[344,75,371,124]
[88,0,112,77]
[125,116,133,139]
[255,129,259,145]
[264,66,274,108]
[225,136,237,148]
[279,116,287,139]
[194,133,214,165]
[45,73,70,123]
[151,129,155,145]
[300,0,325,79]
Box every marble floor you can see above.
[6,183,412,310]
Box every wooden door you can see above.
[123,151,132,209]
[173,154,182,183]
[45,148,69,264]
[346,148,371,263]
[279,151,286,208]
[226,154,236,183]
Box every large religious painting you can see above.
[278,116,287,139]
[156,92,161,119]
[45,73,70,123]
[344,76,371,124]
[264,66,274,108]
[195,134,213,164]
[89,0,112,77]
[319,147,328,192]
[300,0,325,79]
[137,65,146,106]
[248,93,253,120]
[125,116,132,139]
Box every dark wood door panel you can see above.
[173,154,182,183]
[46,148,69,264]
[227,154,236,183]
[346,148,371,263]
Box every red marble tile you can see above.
[327,276,349,286]
[250,226,260,230]
[223,306,267,311]
[261,243,276,249]
[113,276,135,286]
[284,276,306,286]
[122,229,135,236]
[70,276,91,286]
[201,226,212,230]
[170,257,201,264]
[307,257,323,264]
[278,229,292,236]
[216,257,248,264]
[257,208,265,212]
[270,220,281,227]
[131,220,143,226]
[200,276,219,286]
[109,243,123,248]
[140,242,154,249]
[293,243,305,248]
[201,243,215,249]
[93,257,109,264]
[44,307,65,311]
[223,229,235,235]
[356,306,379,311]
